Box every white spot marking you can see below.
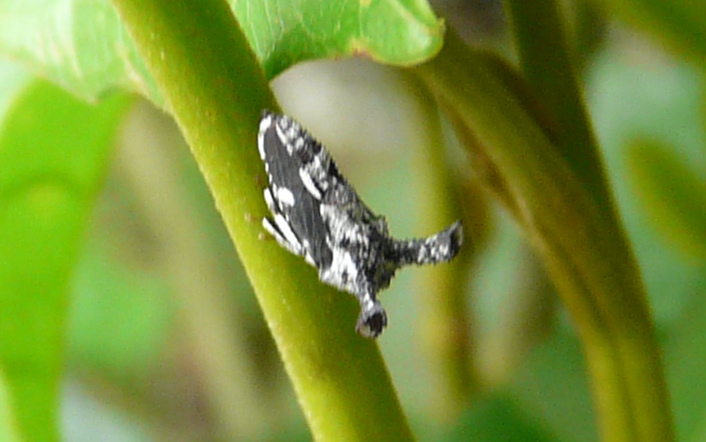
[301,239,316,266]
[277,186,295,206]
[274,213,302,250]
[275,124,294,155]
[320,246,358,293]
[263,188,277,212]
[262,217,278,236]
[263,218,301,255]
[258,115,273,160]
[304,253,316,266]
[299,169,322,199]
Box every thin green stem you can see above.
[110,0,413,439]
[504,1,674,439]
[406,74,477,419]
[505,0,608,202]
[414,30,673,442]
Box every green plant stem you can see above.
[504,0,608,204]
[406,75,477,419]
[593,0,706,62]
[505,1,674,439]
[414,30,673,442]
[109,0,413,440]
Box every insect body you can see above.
[258,111,463,338]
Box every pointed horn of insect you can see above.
[392,221,464,267]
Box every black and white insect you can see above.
[258,110,463,338]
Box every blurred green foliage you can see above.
[0,71,131,440]
[0,0,705,441]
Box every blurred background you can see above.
[48,0,706,441]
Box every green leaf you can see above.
[0,68,131,441]
[0,0,443,104]
[234,0,444,78]
[0,0,156,102]
[626,139,706,260]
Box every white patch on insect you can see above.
[294,137,305,150]
[299,169,322,200]
[361,297,375,315]
[302,241,316,266]
[257,115,272,160]
[263,188,277,212]
[257,111,464,339]
[274,124,295,155]
[263,217,301,256]
[276,186,295,206]
[308,155,328,186]
[320,246,358,290]
[274,213,302,250]
[261,217,279,238]
[320,204,368,247]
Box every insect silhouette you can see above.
[258,111,463,338]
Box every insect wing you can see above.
[259,115,332,268]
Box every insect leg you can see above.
[392,220,464,266]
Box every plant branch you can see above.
[504,1,674,438]
[406,74,478,419]
[414,30,673,442]
[109,0,413,439]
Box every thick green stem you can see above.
[110,0,413,439]
[414,30,673,442]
